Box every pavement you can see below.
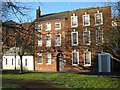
[2,79,66,90]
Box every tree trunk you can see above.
[20,55,23,74]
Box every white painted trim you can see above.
[38,35,42,46]
[84,51,91,66]
[45,23,51,31]
[95,29,104,45]
[71,15,78,28]
[55,22,61,30]
[83,30,91,45]
[46,52,51,65]
[82,14,90,26]
[72,51,79,66]
[46,34,51,47]
[71,31,78,46]
[55,33,61,46]
[37,53,43,64]
[37,24,42,32]
[95,12,103,26]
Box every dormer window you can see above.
[82,12,90,26]
[95,11,103,25]
[37,24,42,32]
[55,22,61,30]
[71,14,78,28]
[46,23,51,31]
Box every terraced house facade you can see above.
[34,6,112,72]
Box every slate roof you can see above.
[35,6,110,23]
[34,12,68,22]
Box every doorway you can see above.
[57,53,64,72]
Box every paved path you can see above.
[2,79,66,90]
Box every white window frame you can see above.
[71,14,78,28]
[82,12,90,26]
[55,34,61,46]
[71,31,78,46]
[72,50,79,66]
[83,29,91,45]
[55,22,61,30]
[46,34,51,47]
[37,53,43,64]
[46,23,51,31]
[38,35,42,46]
[95,11,103,25]
[37,24,42,32]
[84,50,91,66]
[46,52,51,65]
[96,28,104,45]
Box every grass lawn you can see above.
[2,72,120,88]
[2,83,25,90]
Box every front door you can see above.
[57,53,64,72]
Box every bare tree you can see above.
[103,1,120,61]
[1,2,32,22]
[1,1,35,74]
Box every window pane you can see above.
[38,25,42,30]
[96,29,104,45]
[6,58,7,65]
[72,52,78,65]
[83,15,90,26]
[72,32,78,45]
[38,35,42,46]
[55,22,61,29]
[55,34,61,46]
[84,52,91,65]
[83,31,90,45]
[71,16,78,27]
[12,59,14,65]
[38,55,42,63]
[25,59,27,66]
[46,24,51,30]
[46,35,51,46]
[46,53,51,64]
[96,13,102,24]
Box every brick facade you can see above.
[34,6,112,72]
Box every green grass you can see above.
[2,83,24,89]
[2,72,120,88]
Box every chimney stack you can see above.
[36,6,41,19]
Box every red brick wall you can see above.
[34,6,112,73]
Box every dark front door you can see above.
[57,53,64,71]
